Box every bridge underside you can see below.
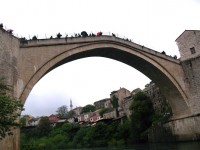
[42,47,190,119]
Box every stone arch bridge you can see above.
[1,29,200,149]
[18,36,190,119]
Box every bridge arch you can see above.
[19,38,191,118]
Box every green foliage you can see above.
[81,104,96,114]
[111,95,119,108]
[56,105,68,118]
[108,138,125,147]
[67,110,75,118]
[99,108,112,117]
[117,119,131,141]
[72,126,91,147]
[111,95,119,117]
[37,117,51,137]
[20,91,169,148]
[129,92,154,143]
[0,79,23,140]
[20,116,27,128]
[21,119,130,149]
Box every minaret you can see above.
[70,99,73,110]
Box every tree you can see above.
[129,92,154,143]
[67,110,75,118]
[56,105,68,118]
[37,117,51,137]
[20,116,28,128]
[111,95,119,117]
[0,79,23,140]
[57,33,62,38]
[81,104,96,114]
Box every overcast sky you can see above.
[0,0,200,117]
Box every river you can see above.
[67,142,200,150]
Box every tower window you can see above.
[190,47,196,54]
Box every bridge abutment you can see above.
[181,57,200,116]
[0,128,20,150]
[0,28,20,150]
[166,115,200,141]
[164,57,200,141]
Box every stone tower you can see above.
[70,99,73,110]
[175,30,200,115]
[176,30,200,60]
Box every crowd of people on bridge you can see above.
[0,23,178,59]
[54,31,104,39]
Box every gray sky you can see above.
[0,0,199,117]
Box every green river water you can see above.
[67,142,200,150]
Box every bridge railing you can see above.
[17,31,135,42]
[20,31,143,48]
[1,25,178,59]
[1,25,151,50]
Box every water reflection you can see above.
[148,142,200,150]
[68,142,200,150]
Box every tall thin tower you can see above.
[70,99,73,110]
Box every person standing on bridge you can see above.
[0,23,3,28]
[81,31,88,37]
[57,33,62,38]
[97,32,102,36]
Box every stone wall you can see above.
[181,56,200,115]
[176,30,200,61]
[166,115,200,141]
[143,82,171,116]
[110,87,131,108]
[0,128,20,150]
[148,124,176,143]
[94,98,109,109]
[148,114,200,142]
[0,28,20,150]
[0,28,20,96]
